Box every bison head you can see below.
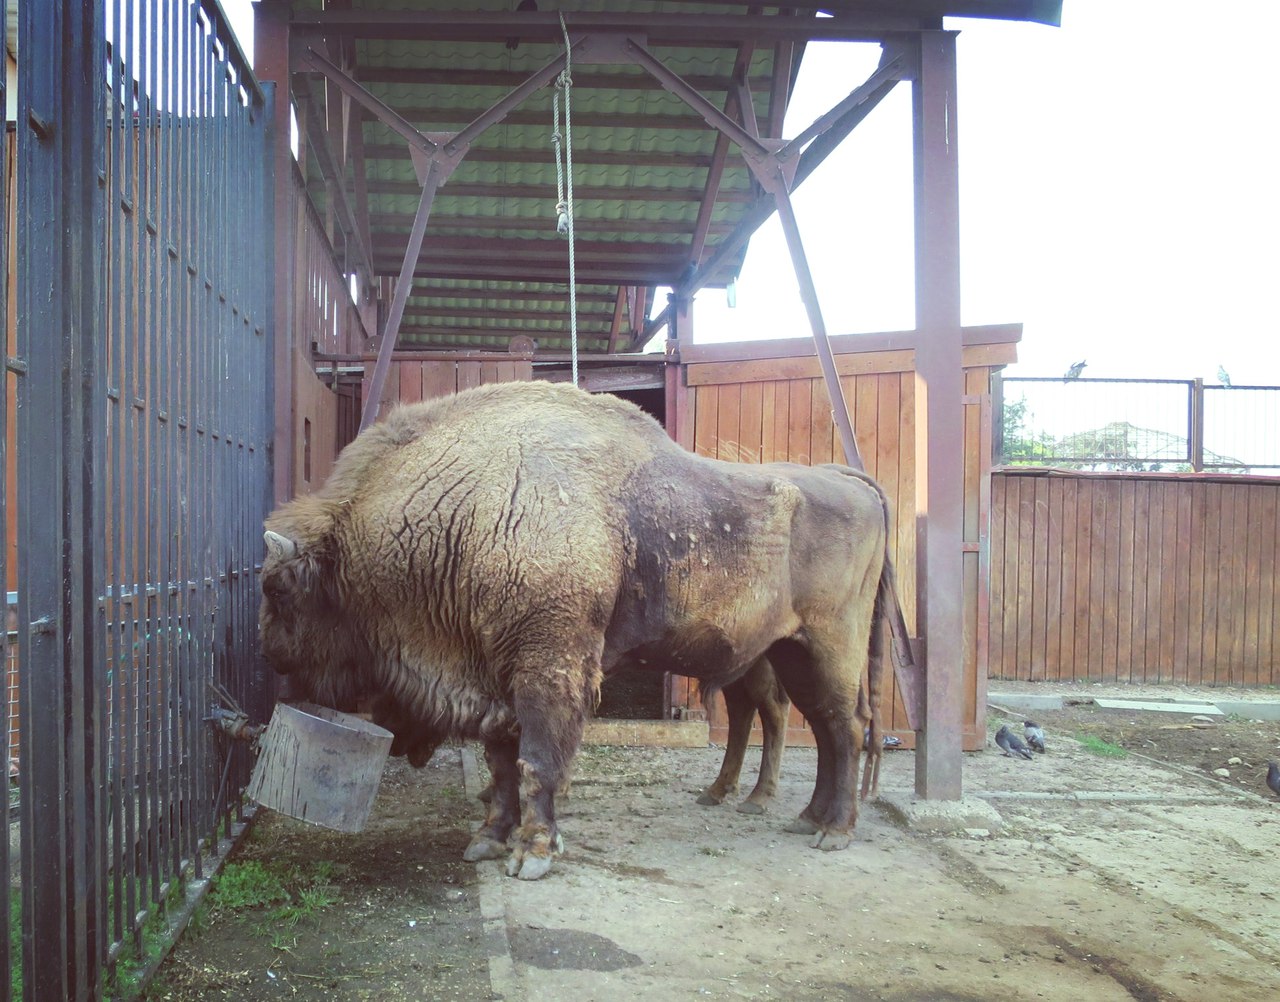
[259,525,371,711]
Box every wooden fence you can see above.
[989,469,1280,685]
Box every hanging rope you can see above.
[551,12,579,386]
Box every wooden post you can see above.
[911,31,965,801]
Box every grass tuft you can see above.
[1076,733,1129,758]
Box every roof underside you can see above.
[287,0,1059,355]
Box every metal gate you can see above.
[7,2,275,997]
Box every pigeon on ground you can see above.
[1267,761,1280,798]
[995,724,1033,760]
[863,727,903,749]
[1024,720,1047,753]
[1064,360,1087,380]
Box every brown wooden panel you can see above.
[1186,482,1207,681]
[422,360,457,399]
[1171,483,1193,682]
[1260,486,1279,684]
[1242,485,1264,683]
[687,349,915,388]
[692,385,718,459]
[1001,474,1025,679]
[715,383,742,462]
[786,380,812,465]
[769,380,791,465]
[1092,480,1115,680]
[1224,485,1248,682]
[737,381,763,464]
[759,382,777,463]
[876,374,901,564]
[1042,477,1063,680]
[987,474,1006,681]
[853,376,878,478]
[1028,477,1049,680]
[399,361,423,405]
[809,379,834,468]
[1199,484,1221,680]
[457,361,482,392]
[1016,478,1036,681]
[1115,480,1137,683]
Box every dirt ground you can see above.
[145,692,1280,1001]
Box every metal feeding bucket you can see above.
[247,702,393,833]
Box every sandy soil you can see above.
[145,697,1280,1001]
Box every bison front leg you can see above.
[463,738,522,863]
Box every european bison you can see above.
[260,380,894,879]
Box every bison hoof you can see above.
[810,829,853,852]
[463,835,509,863]
[696,790,726,807]
[505,831,564,881]
[784,816,820,836]
[736,800,767,816]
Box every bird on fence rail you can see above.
[995,725,1034,760]
[1217,365,1232,387]
[1064,360,1087,380]
[1267,761,1280,798]
[1024,720,1047,753]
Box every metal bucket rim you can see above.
[278,701,394,742]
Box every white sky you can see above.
[225,1,1280,386]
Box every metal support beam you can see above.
[911,31,965,800]
[296,87,374,279]
[360,165,443,431]
[18,1,107,996]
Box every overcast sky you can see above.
[226,1,1280,386]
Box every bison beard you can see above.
[260,380,895,880]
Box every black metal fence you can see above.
[994,375,1280,473]
[10,2,275,998]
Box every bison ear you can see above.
[264,530,298,561]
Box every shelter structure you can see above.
[255,0,1059,800]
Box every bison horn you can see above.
[263,530,297,560]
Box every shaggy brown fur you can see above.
[260,380,895,880]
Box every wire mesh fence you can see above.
[995,375,1280,473]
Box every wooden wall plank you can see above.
[738,381,764,464]
[1242,485,1264,683]
[422,360,457,400]
[1200,485,1221,681]
[716,383,742,462]
[1171,483,1193,683]
[457,361,482,392]
[1115,480,1136,683]
[1186,482,1206,681]
[1028,477,1049,680]
[1128,483,1151,682]
[988,474,1006,681]
[809,379,834,468]
[1094,480,1116,680]
[853,376,878,478]
[759,382,777,463]
[786,380,812,465]
[1016,479,1036,681]
[1224,485,1247,682]
[1043,477,1063,680]
[399,361,423,405]
[693,385,718,459]
[1084,481,1107,679]
[687,349,915,388]
[1259,486,1279,684]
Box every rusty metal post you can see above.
[1190,378,1205,471]
[255,0,295,504]
[911,31,965,801]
